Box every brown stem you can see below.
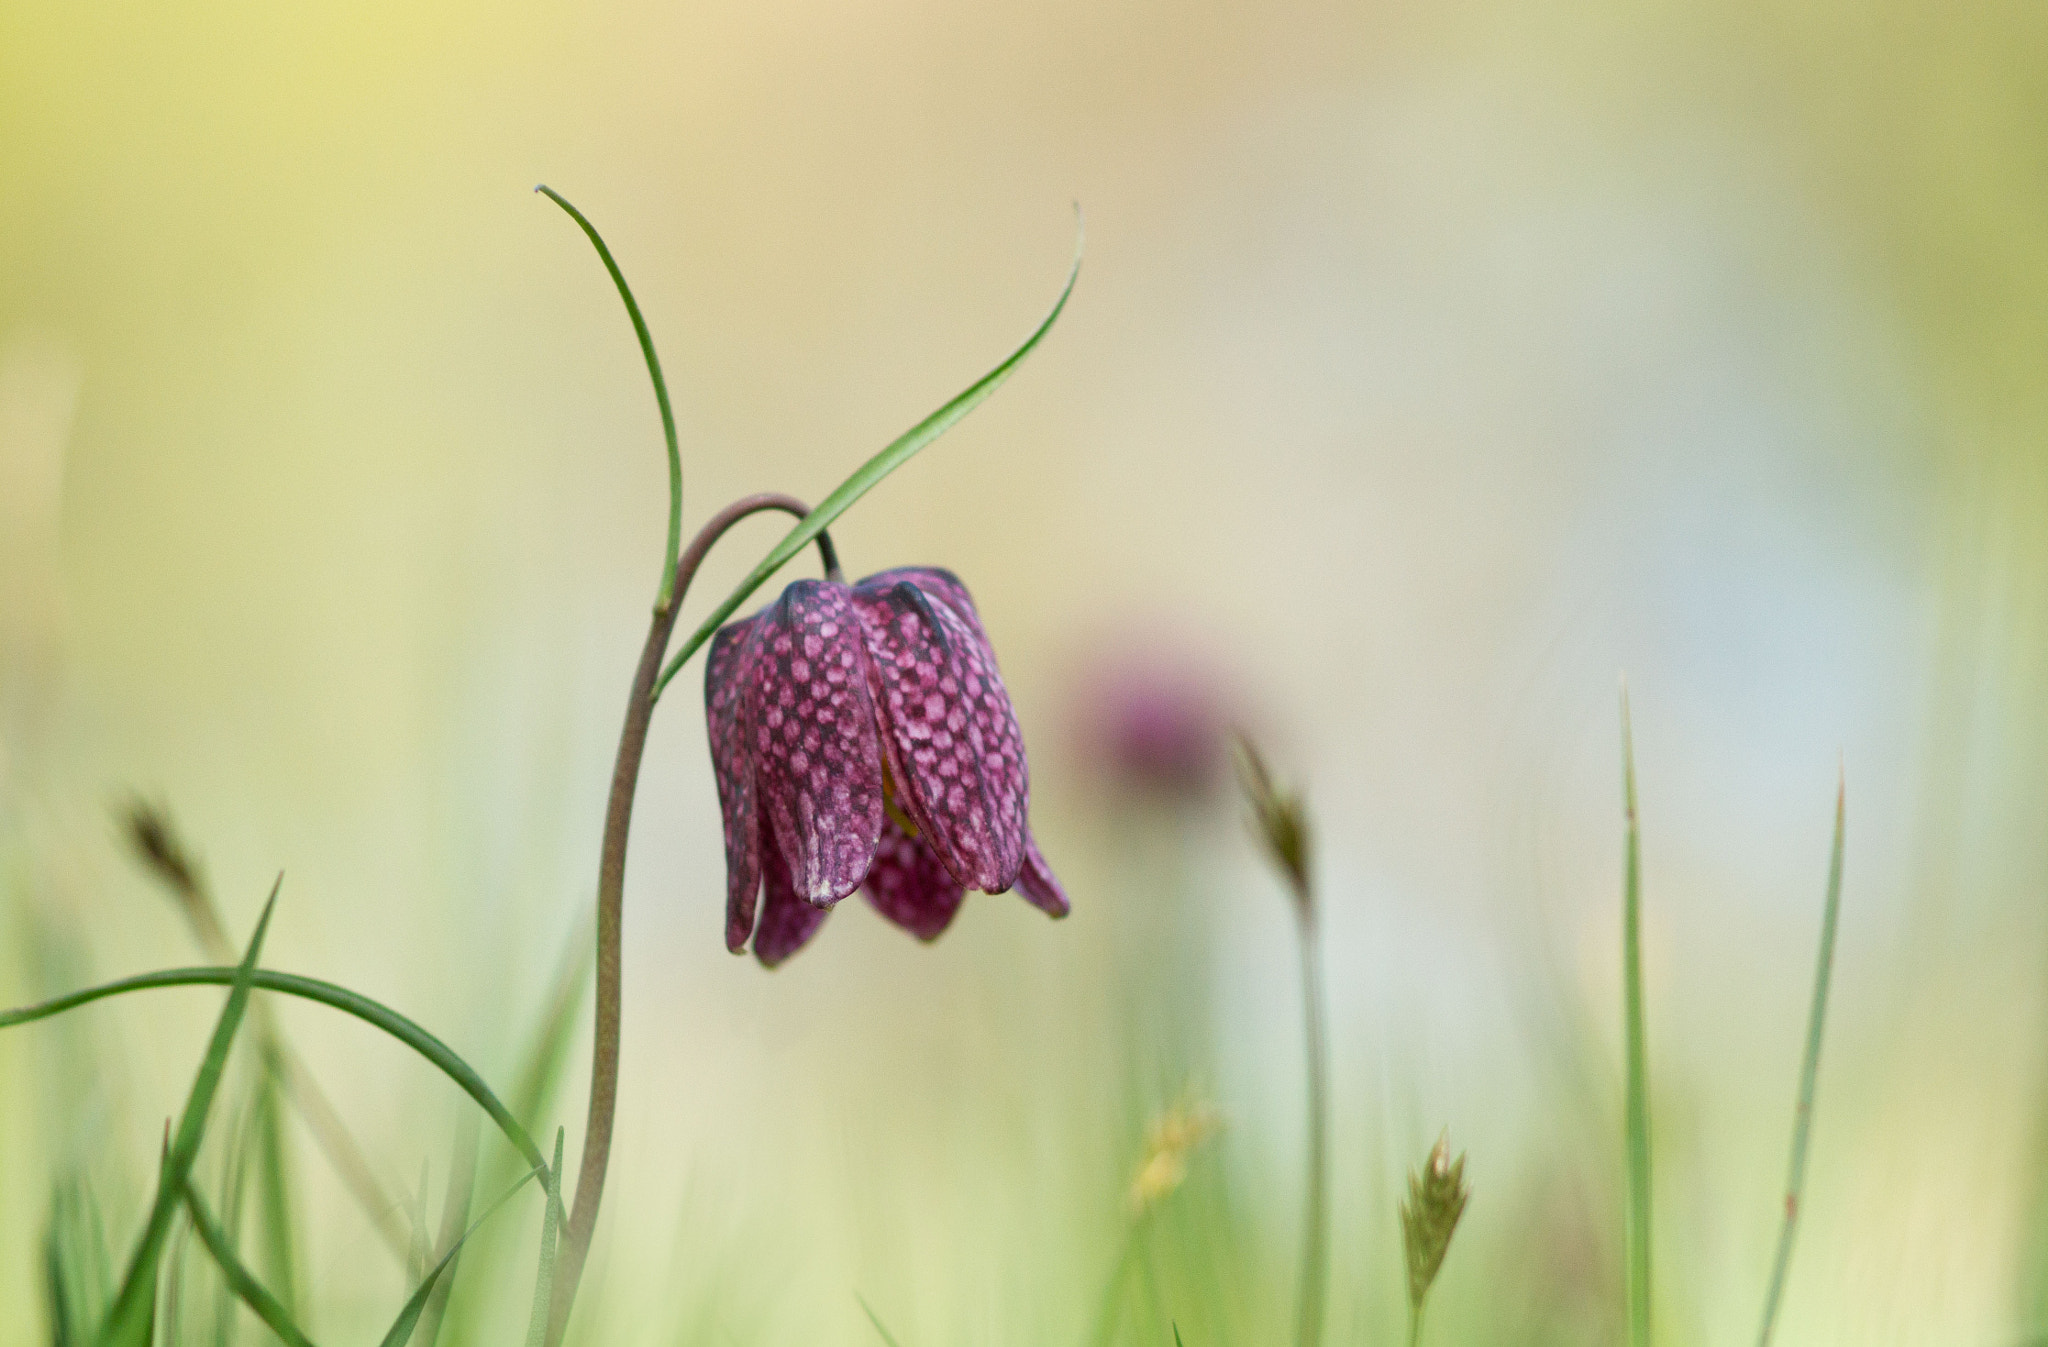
[546,492,833,1344]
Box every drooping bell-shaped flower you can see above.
[705,566,1068,965]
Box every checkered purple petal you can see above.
[745,580,887,905]
[1016,828,1070,918]
[862,815,968,941]
[705,616,767,952]
[752,834,831,967]
[850,575,1029,893]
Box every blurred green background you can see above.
[6,0,2048,1341]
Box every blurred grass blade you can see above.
[509,917,594,1134]
[438,926,590,1347]
[1620,690,1651,1347]
[1755,775,1847,1347]
[96,876,280,1347]
[379,1166,542,1347]
[250,1071,300,1323]
[415,1112,481,1347]
[124,798,409,1263]
[209,1098,255,1347]
[650,219,1083,700]
[1,966,550,1180]
[857,1293,907,1347]
[179,1175,317,1347]
[44,1175,114,1347]
[523,1129,567,1347]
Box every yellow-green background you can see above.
[5,0,2048,1341]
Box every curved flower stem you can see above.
[546,491,836,1345]
[1295,902,1329,1347]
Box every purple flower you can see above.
[705,566,1069,966]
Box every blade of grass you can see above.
[857,1293,907,1347]
[524,1129,567,1347]
[1754,773,1846,1347]
[1620,689,1651,1347]
[1,966,548,1179]
[250,1069,300,1322]
[379,1165,543,1347]
[179,1175,317,1347]
[96,877,280,1347]
[209,1096,255,1347]
[44,1175,115,1347]
[124,799,410,1263]
[414,1112,480,1347]
[439,924,591,1347]
[649,217,1083,701]
[508,917,594,1135]
[533,187,684,614]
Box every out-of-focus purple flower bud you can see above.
[1071,641,1236,800]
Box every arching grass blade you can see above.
[2,966,548,1181]
[650,219,1083,701]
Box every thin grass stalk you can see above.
[1754,776,1846,1346]
[1295,904,1329,1347]
[1621,690,1652,1347]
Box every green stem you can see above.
[1621,689,1652,1347]
[1295,903,1329,1347]
[545,493,835,1346]
[1407,1301,1424,1347]
[535,186,685,615]
[1755,775,1846,1346]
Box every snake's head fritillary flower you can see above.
[705,566,1069,966]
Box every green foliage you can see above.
[97,876,279,1346]
[1755,779,1847,1347]
[650,222,1083,700]
[523,1129,566,1347]
[179,1172,316,1347]
[42,1176,113,1347]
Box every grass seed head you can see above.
[1401,1130,1471,1311]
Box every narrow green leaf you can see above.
[2,966,548,1182]
[414,1113,480,1347]
[45,1175,115,1347]
[1755,775,1846,1347]
[1620,690,1651,1347]
[1175,1327,1187,1347]
[650,221,1084,701]
[535,186,684,614]
[179,1176,317,1347]
[523,1129,566,1347]
[97,877,281,1347]
[856,1293,907,1347]
[379,1167,542,1347]
[250,1066,300,1323]
[209,1097,256,1347]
